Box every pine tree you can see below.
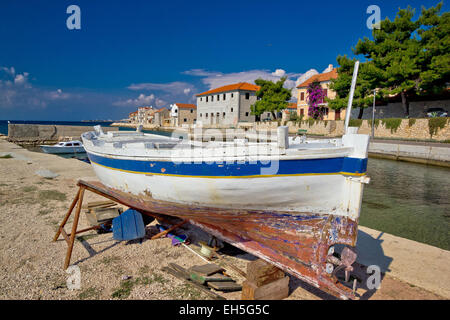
[251,77,292,120]
[353,3,449,117]
[328,56,378,119]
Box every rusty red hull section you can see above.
[79,180,358,299]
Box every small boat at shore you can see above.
[40,140,85,154]
[81,62,369,299]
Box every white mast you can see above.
[344,60,360,133]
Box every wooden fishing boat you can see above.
[81,62,370,299]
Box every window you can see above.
[217,112,220,117]
[322,89,328,103]
[200,113,202,117]
[66,143,73,146]
[73,143,79,146]
[175,109,178,113]
[245,92,250,99]
[211,113,213,117]
[245,112,249,116]
[231,93,234,98]
[190,109,193,113]
[300,92,305,101]
[231,108,233,112]
[206,113,208,118]
[223,94,226,100]
[300,109,304,116]
[206,96,208,102]
[217,95,220,101]
[223,112,225,117]
[200,97,202,101]
[211,96,214,102]
[267,113,270,117]
[184,118,187,122]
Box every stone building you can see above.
[128,111,138,123]
[152,107,170,126]
[297,66,346,120]
[281,103,299,121]
[169,103,197,126]
[196,82,260,126]
[137,106,154,124]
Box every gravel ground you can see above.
[0,138,445,300]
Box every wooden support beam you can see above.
[64,187,85,270]
[53,188,80,242]
[150,220,187,240]
[61,229,70,245]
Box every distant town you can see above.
[124,66,339,128]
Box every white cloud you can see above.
[128,81,195,94]
[14,72,29,86]
[272,69,286,77]
[184,68,320,102]
[183,88,191,95]
[47,88,71,100]
[113,93,156,107]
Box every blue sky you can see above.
[0,0,447,120]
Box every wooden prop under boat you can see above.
[79,179,362,300]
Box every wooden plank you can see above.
[190,272,233,285]
[161,266,226,300]
[211,251,247,277]
[246,258,285,287]
[189,264,224,276]
[241,276,289,300]
[207,281,242,292]
[150,220,187,240]
[81,200,116,209]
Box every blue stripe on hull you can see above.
[87,153,367,177]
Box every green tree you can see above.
[354,5,421,117]
[328,56,379,119]
[251,77,292,120]
[354,3,450,117]
[417,2,450,94]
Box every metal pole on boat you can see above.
[344,60,360,133]
[371,89,376,138]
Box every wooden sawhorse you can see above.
[53,180,187,269]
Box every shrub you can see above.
[349,119,363,127]
[381,118,402,133]
[428,117,448,137]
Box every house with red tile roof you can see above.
[128,111,138,123]
[296,66,346,120]
[169,103,197,126]
[196,82,260,125]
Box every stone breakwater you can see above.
[7,124,118,146]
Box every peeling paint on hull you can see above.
[79,180,359,300]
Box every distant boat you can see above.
[40,140,85,154]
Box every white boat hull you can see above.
[40,145,85,154]
[82,128,370,220]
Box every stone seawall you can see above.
[7,124,119,145]
[251,118,450,142]
[369,142,450,167]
